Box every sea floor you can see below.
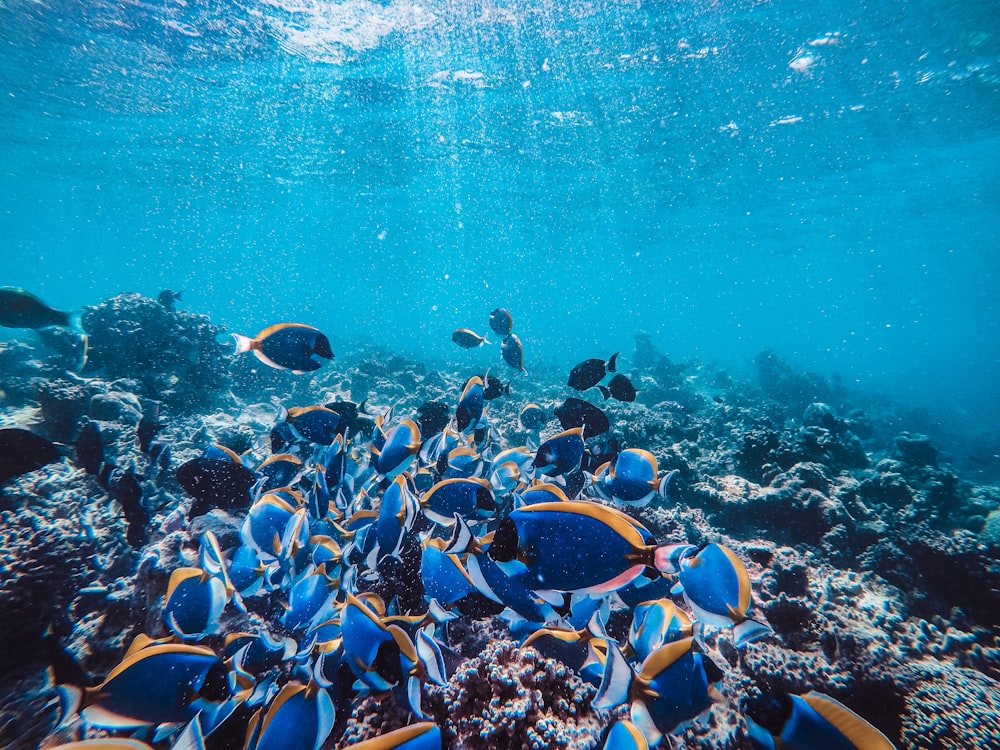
[1,293,998,749]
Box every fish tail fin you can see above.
[597,385,611,400]
[652,543,697,574]
[54,684,84,729]
[67,311,84,332]
[732,616,773,649]
[231,333,256,355]
[608,352,620,372]
[483,337,492,345]
[592,640,633,710]
[657,469,680,500]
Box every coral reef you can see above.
[81,293,230,410]
[423,640,602,750]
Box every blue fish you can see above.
[281,565,338,631]
[501,334,525,371]
[423,477,496,526]
[514,482,570,507]
[231,323,333,373]
[61,642,227,728]
[628,599,692,664]
[670,543,772,648]
[257,453,304,491]
[597,638,723,746]
[284,406,341,445]
[487,447,534,494]
[245,682,335,750]
[162,567,229,640]
[489,308,513,337]
[603,720,649,750]
[744,691,897,750]
[522,623,607,687]
[594,449,670,507]
[376,475,421,561]
[372,419,421,479]
[421,538,479,606]
[443,446,485,479]
[518,403,548,431]
[455,376,485,433]
[488,500,676,594]
[532,428,585,477]
[349,722,442,750]
[241,493,299,560]
[228,543,266,597]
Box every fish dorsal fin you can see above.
[800,692,897,749]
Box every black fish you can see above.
[137,410,165,454]
[0,287,76,329]
[157,289,182,311]
[416,400,451,439]
[114,470,149,547]
[270,422,296,453]
[323,399,374,436]
[607,373,637,402]
[501,334,525,371]
[554,397,610,439]
[488,308,513,337]
[176,457,257,519]
[581,435,621,473]
[0,428,60,486]
[567,353,619,391]
[480,373,511,401]
[75,422,104,475]
[452,329,490,349]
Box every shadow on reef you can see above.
[0,299,998,749]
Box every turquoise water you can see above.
[2,0,998,427]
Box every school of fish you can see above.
[6,308,898,750]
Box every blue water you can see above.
[2,0,999,430]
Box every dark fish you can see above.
[137,410,165,454]
[480,373,511,401]
[157,289,182,311]
[532,428,586,476]
[501,334,525,371]
[568,353,619,391]
[489,308,513,337]
[114,470,149,547]
[0,287,76,329]
[416,400,451,438]
[324,398,374,437]
[270,421,296,453]
[452,329,490,349]
[75,421,104,475]
[231,323,333,373]
[284,406,341,444]
[455,377,485,433]
[582,435,621,473]
[519,403,547,431]
[607,373,637,402]
[554,397,610,439]
[176,456,257,519]
[0,428,60,486]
